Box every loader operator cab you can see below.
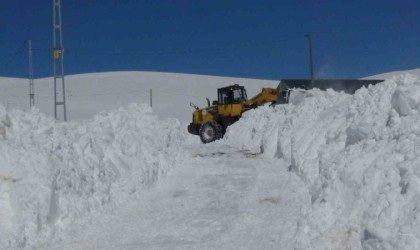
[217,85,247,105]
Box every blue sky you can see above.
[0,0,418,80]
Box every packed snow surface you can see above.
[1,70,420,249]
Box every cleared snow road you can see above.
[50,143,309,250]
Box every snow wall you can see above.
[0,104,188,249]
[225,74,420,249]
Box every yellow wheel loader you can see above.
[187,79,384,144]
[187,84,283,143]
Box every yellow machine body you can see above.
[188,84,280,143]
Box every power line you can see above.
[68,40,282,56]
[3,42,27,56]
[0,89,202,99]
[15,39,284,57]
[0,42,27,66]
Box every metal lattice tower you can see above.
[53,0,67,121]
[27,39,35,108]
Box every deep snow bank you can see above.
[0,104,188,249]
[225,74,420,249]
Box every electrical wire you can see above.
[0,42,27,66]
[23,39,283,57]
[0,89,202,99]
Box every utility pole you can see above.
[305,33,314,83]
[27,39,35,108]
[53,0,67,121]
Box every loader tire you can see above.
[199,120,223,144]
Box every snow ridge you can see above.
[225,74,420,249]
[0,103,187,249]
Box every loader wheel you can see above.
[199,120,223,144]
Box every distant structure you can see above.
[53,0,67,121]
[27,39,35,108]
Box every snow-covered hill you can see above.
[1,69,420,249]
[0,72,277,122]
[1,68,419,122]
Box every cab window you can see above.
[232,89,243,103]
[218,87,247,104]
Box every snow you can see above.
[225,73,420,249]
[0,69,420,249]
[0,103,188,248]
[0,72,277,122]
[362,68,420,80]
[49,144,308,250]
